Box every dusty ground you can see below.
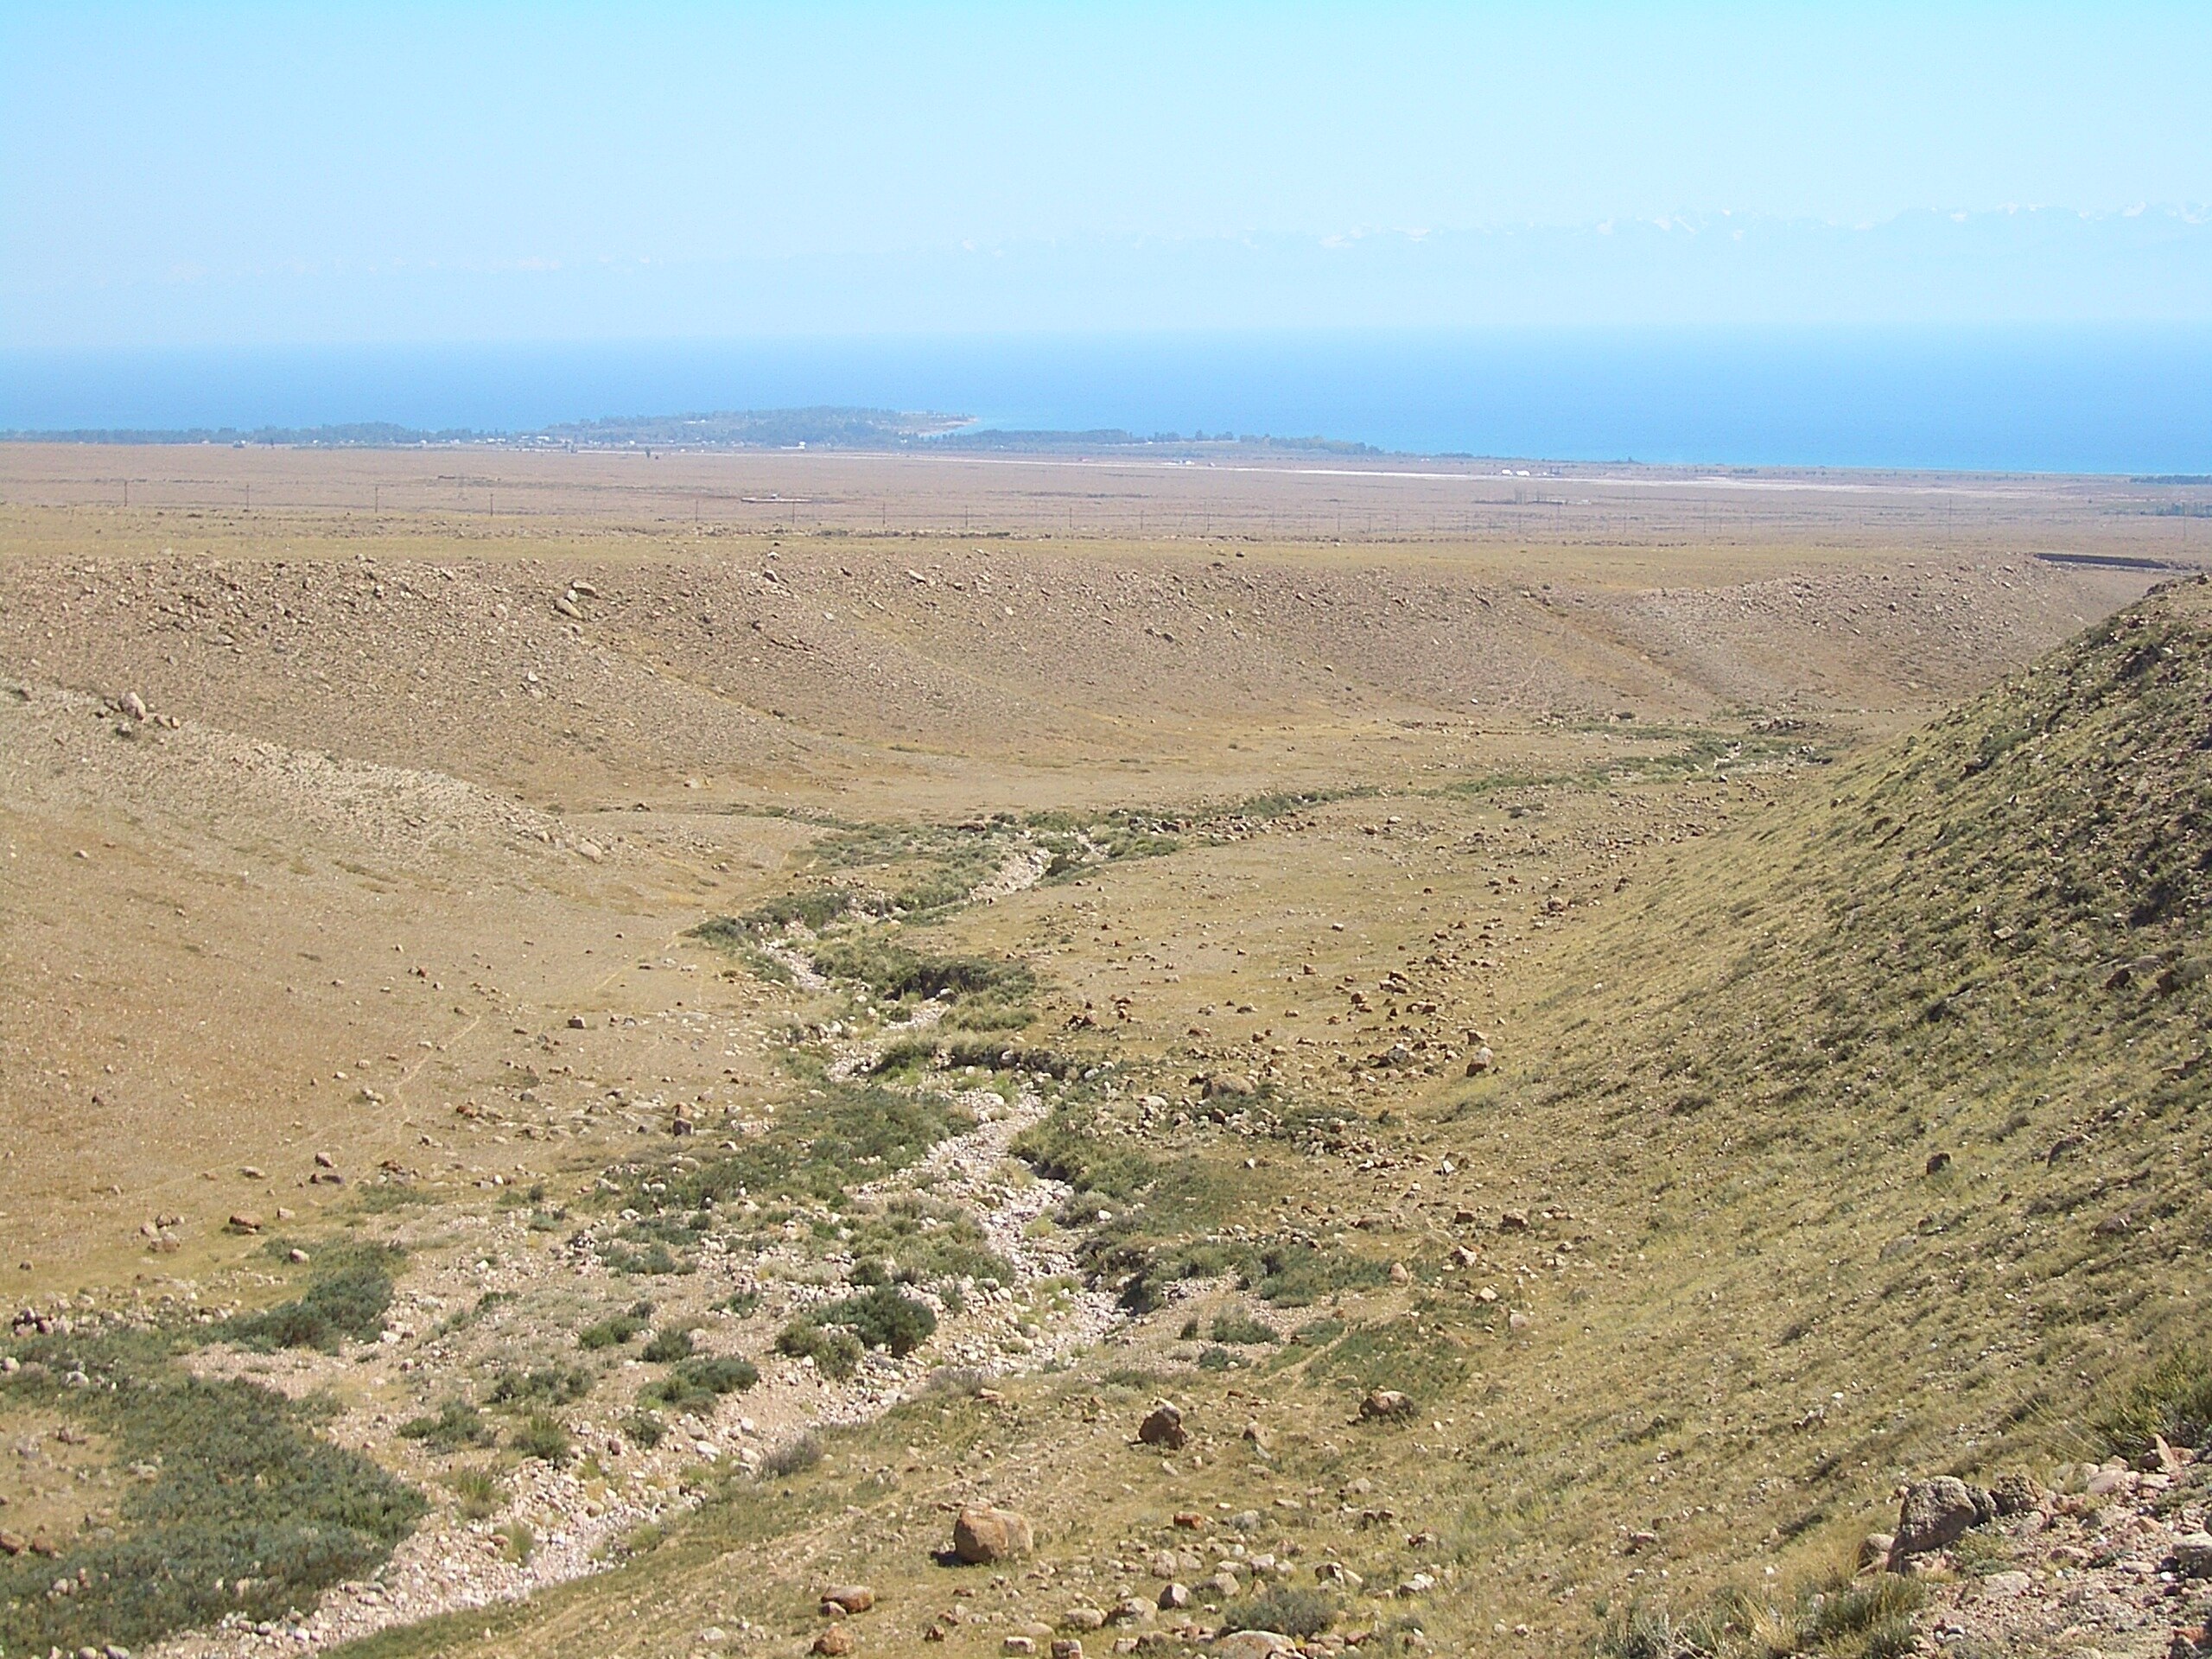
[2,446,2206,1659]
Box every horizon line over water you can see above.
[3,326,2209,475]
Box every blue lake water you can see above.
[3,327,2208,474]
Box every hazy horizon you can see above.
[6,4,2210,350]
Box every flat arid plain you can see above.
[4,443,2211,1659]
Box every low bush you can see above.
[1249,1241,1391,1306]
[1220,1586,1336,1637]
[397,1397,495,1452]
[760,1431,824,1478]
[488,1365,593,1409]
[640,1325,696,1363]
[510,1413,572,1465]
[810,938,1035,1004]
[779,1285,938,1371]
[642,1355,760,1413]
[776,1322,867,1381]
[578,1300,653,1351]
[0,1359,423,1656]
[227,1243,404,1352]
[1212,1311,1281,1345]
[622,1408,667,1449]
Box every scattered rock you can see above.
[226,1212,264,1234]
[1062,1607,1107,1631]
[1464,1046,1494,1076]
[1990,1472,2047,1516]
[1003,1641,1037,1657]
[1158,1582,1191,1610]
[1360,1389,1414,1420]
[821,1585,875,1615]
[813,1624,855,1656]
[1497,1210,1530,1233]
[2172,1533,2212,1579]
[1856,1532,1896,1573]
[1205,1073,1257,1100]
[953,1505,1033,1565]
[1891,1477,1997,1561]
[1050,1642,1084,1659]
[1213,1633,1294,1659]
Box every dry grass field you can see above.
[3,443,2209,1659]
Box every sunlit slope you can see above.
[1481,573,2212,1561]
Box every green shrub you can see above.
[664,1079,976,1210]
[578,1300,653,1351]
[642,1355,760,1413]
[1220,1586,1336,1637]
[495,1519,535,1565]
[640,1325,696,1363]
[776,1323,867,1381]
[694,890,853,941]
[607,1241,690,1275]
[1211,1311,1281,1345]
[488,1365,593,1409]
[1196,1344,1236,1371]
[778,1286,937,1377]
[397,1397,495,1452]
[2097,1342,2212,1456]
[510,1413,572,1465]
[1249,1241,1390,1306]
[0,1362,423,1656]
[810,938,1035,1004]
[622,1409,667,1449]
[760,1431,824,1478]
[227,1244,404,1352]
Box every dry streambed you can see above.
[153,879,1116,1656]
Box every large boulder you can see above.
[1138,1402,1189,1450]
[953,1504,1034,1565]
[1891,1478,1997,1561]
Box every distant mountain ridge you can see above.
[0,407,1387,457]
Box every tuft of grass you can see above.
[2095,1341,2212,1456]
[760,1431,823,1478]
[510,1412,572,1465]
[447,1467,505,1521]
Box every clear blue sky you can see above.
[4,3,2209,346]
